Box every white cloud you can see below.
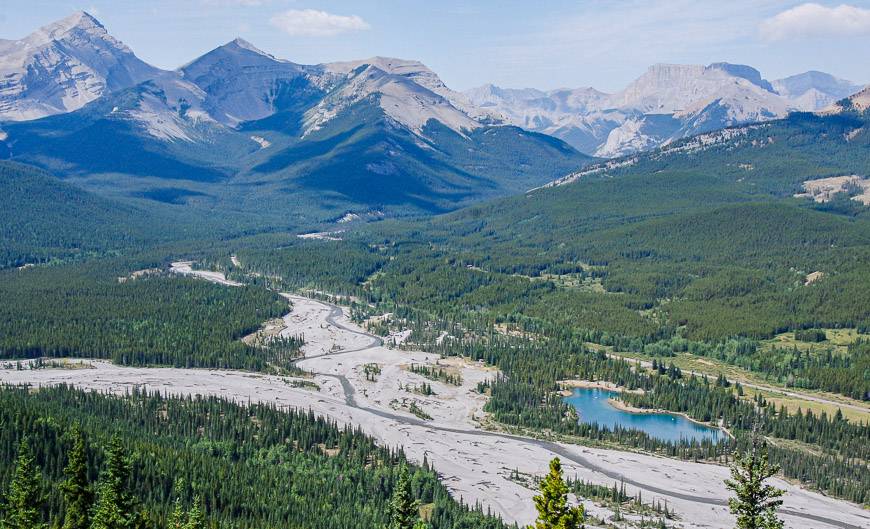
[760,3,870,41]
[269,9,370,37]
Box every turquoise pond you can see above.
[563,388,723,444]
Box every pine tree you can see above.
[62,425,93,529]
[184,497,204,529]
[89,435,135,529]
[724,438,785,529]
[168,499,185,529]
[387,466,420,529]
[3,438,44,529]
[530,458,584,529]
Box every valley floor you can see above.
[1,267,867,529]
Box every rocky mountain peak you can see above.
[706,62,774,92]
[0,12,157,121]
[31,11,104,42]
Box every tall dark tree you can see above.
[3,438,44,529]
[89,435,136,529]
[61,425,93,529]
[531,458,584,529]
[387,466,420,529]
[725,438,785,529]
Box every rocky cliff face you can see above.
[0,11,158,121]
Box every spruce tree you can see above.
[184,497,204,529]
[724,438,785,529]
[62,425,93,529]
[3,438,44,529]
[531,458,584,529]
[387,466,420,529]
[168,499,185,529]
[89,435,135,529]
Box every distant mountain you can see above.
[0,13,591,223]
[179,38,327,127]
[845,86,870,112]
[772,71,863,112]
[465,84,619,154]
[822,83,870,115]
[0,12,158,121]
[465,63,863,157]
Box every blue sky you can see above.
[2,1,869,91]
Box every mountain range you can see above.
[465,64,864,157]
[0,12,588,222]
[0,12,865,223]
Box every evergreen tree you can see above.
[530,458,584,529]
[3,438,44,529]
[168,500,185,529]
[725,438,785,529]
[387,466,420,529]
[61,425,93,529]
[184,497,204,529]
[89,435,135,529]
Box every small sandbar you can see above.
[558,379,642,396]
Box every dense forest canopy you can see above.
[0,385,508,529]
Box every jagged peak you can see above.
[225,37,272,58]
[179,37,292,74]
[32,11,105,41]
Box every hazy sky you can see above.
[2,1,869,92]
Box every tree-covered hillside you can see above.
[215,111,870,403]
[0,256,294,371]
[0,162,154,268]
[0,385,507,529]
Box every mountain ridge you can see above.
[0,12,591,224]
[465,63,864,157]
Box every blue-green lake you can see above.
[563,388,723,444]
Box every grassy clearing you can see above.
[760,328,870,355]
[607,349,870,423]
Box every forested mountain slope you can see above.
[369,111,870,340]
[0,385,506,529]
[0,161,159,268]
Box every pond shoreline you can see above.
[563,386,726,443]
[606,397,727,434]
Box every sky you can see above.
[1,1,869,92]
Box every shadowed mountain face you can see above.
[0,13,592,223]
